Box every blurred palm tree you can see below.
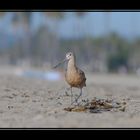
[10,12,32,64]
[44,12,88,67]
[74,12,91,63]
[44,12,65,66]
[104,12,111,35]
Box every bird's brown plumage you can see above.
[53,51,86,105]
[65,67,86,88]
[65,52,86,89]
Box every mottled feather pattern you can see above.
[65,66,86,88]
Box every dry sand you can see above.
[0,66,140,128]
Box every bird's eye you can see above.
[69,54,71,56]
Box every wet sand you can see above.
[0,67,140,128]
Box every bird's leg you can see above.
[73,88,82,105]
[70,87,73,105]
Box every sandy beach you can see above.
[0,66,140,128]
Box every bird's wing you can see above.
[76,67,86,81]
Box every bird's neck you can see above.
[67,57,76,70]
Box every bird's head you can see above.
[52,52,74,69]
[65,52,74,61]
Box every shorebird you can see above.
[53,52,86,105]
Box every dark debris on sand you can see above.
[64,97,127,113]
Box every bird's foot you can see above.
[71,99,81,106]
[65,91,70,96]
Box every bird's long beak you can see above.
[52,58,67,69]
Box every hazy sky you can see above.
[58,12,140,39]
[1,12,140,40]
